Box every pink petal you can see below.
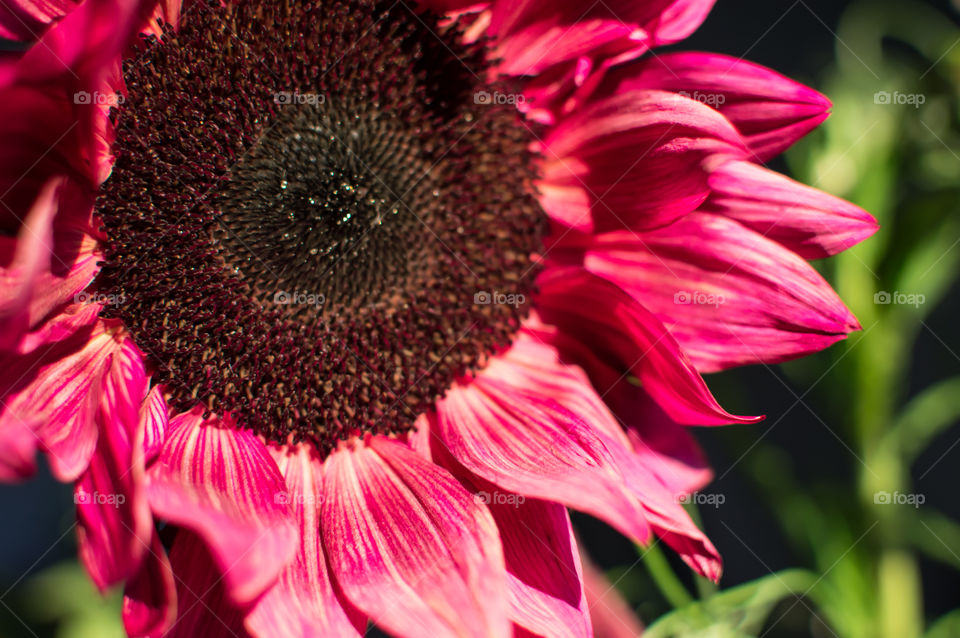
[647,0,716,45]
[145,407,298,605]
[488,0,676,76]
[581,213,862,372]
[11,302,100,355]
[493,494,591,638]
[245,445,365,638]
[123,532,177,638]
[0,0,78,42]
[431,335,651,544]
[538,90,746,233]
[76,338,152,590]
[467,328,723,579]
[139,385,168,465]
[0,0,165,217]
[620,388,712,497]
[704,158,878,259]
[0,320,123,481]
[321,436,509,638]
[581,551,646,637]
[417,0,490,14]
[0,176,63,348]
[601,52,831,162]
[165,531,252,638]
[536,266,759,425]
[0,417,38,482]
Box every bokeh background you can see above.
[2,1,959,636]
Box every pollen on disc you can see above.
[95,0,545,453]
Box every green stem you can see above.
[639,543,694,609]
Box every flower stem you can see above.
[639,543,694,609]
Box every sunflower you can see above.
[0,0,876,636]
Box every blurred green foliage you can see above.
[643,1,960,636]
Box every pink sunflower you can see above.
[0,0,877,636]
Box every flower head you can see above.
[0,0,877,636]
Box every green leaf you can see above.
[18,561,125,638]
[644,570,821,638]
[885,376,960,463]
[926,609,960,638]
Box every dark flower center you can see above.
[95,0,544,451]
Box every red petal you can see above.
[582,213,861,372]
[704,158,878,259]
[536,266,760,425]
[123,532,177,638]
[76,337,152,590]
[146,407,298,605]
[245,445,365,638]
[321,437,509,638]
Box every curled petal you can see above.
[0,320,123,481]
[492,494,591,638]
[123,532,177,638]
[146,407,298,605]
[647,0,716,46]
[538,90,745,233]
[487,0,676,76]
[165,531,252,638]
[77,338,152,590]
[536,266,759,425]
